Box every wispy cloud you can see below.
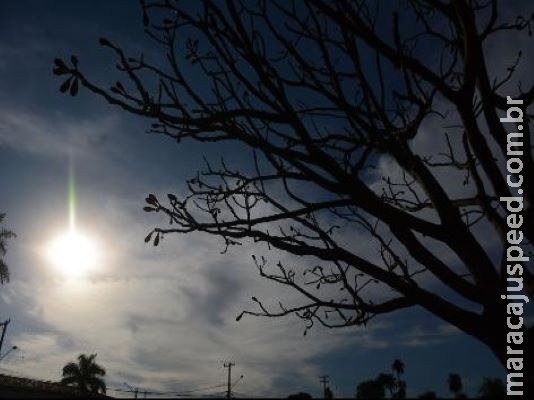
[0,107,118,158]
[0,191,397,397]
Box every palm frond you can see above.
[62,362,80,377]
[87,363,105,377]
[62,353,106,394]
[0,260,9,284]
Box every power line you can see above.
[231,374,244,391]
[107,382,229,397]
[108,365,244,398]
[174,383,227,395]
[123,381,139,399]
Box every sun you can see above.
[46,229,99,278]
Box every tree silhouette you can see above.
[325,387,334,399]
[477,377,506,399]
[287,392,313,400]
[447,373,463,399]
[53,0,534,390]
[376,373,396,397]
[392,379,407,399]
[61,353,106,394]
[0,213,15,284]
[356,379,385,399]
[417,391,437,399]
[392,359,405,381]
[391,359,406,398]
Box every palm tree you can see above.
[478,377,506,399]
[447,373,463,398]
[392,379,407,399]
[61,353,106,394]
[376,373,396,397]
[0,213,15,284]
[391,359,406,398]
[392,359,405,380]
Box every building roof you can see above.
[0,373,109,398]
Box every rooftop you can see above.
[0,373,109,398]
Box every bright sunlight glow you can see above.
[46,230,99,278]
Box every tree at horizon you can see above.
[356,379,385,399]
[377,373,396,398]
[392,360,404,381]
[392,379,407,399]
[447,373,464,399]
[477,377,506,399]
[391,359,406,398]
[287,392,313,400]
[61,353,106,394]
[417,391,437,399]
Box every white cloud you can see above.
[1,190,401,397]
[0,107,118,159]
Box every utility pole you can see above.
[0,319,10,355]
[224,362,235,399]
[319,375,330,399]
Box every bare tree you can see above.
[53,0,533,390]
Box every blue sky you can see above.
[0,1,530,398]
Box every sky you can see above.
[0,1,530,398]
